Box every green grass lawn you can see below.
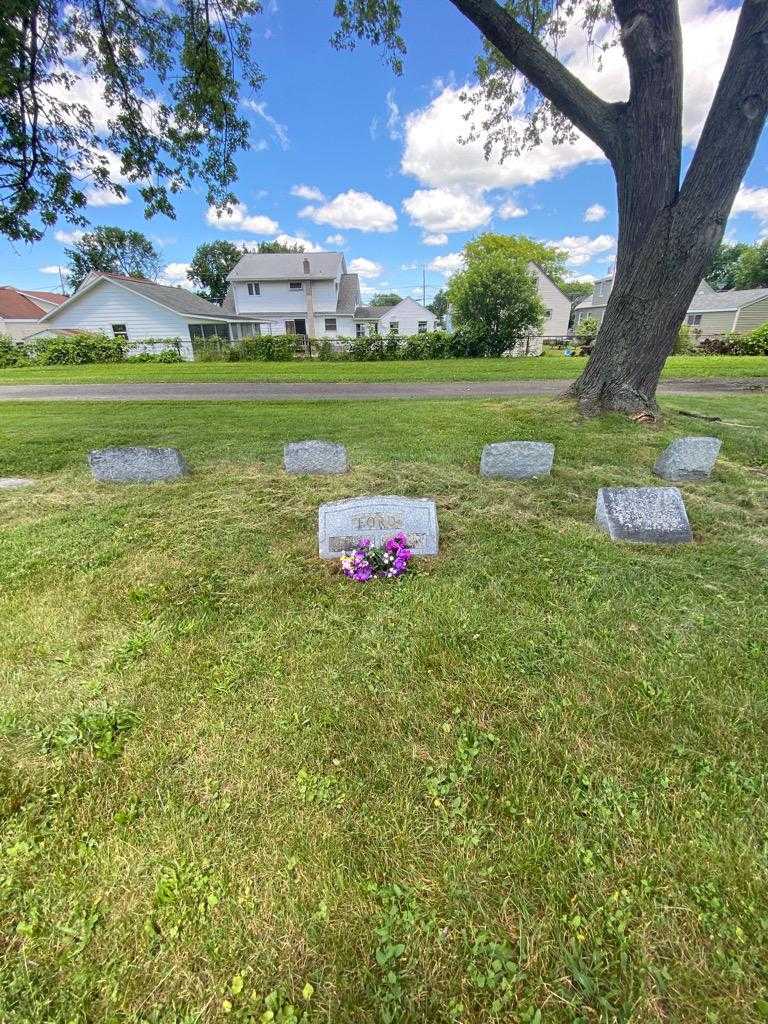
[2,395,767,1023]
[0,352,767,385]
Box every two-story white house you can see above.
[222,252,439,340]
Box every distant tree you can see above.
[371,292,403,306]
[733,240,768,289]
[464,233,568,283]
[187,241,248,304]
[257,240,305,253]
[65,227,160,292]
[428,289,449,321]
[559,280,593,305]
[446,253,545,356]
[705,243,751,290]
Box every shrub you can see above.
[0,334,30,367]
[575,317,600,343]
[674,323,695,354]
[348,335,386,361]
[238,335,295,361]
[740,321,768,355]
[31,332,125,364]
[124,349,183,363]
[317,339,336,361]
[699,332,745,355]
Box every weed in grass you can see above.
[295,767,345,807]
[147,857,223,944]
[42,706,139,759]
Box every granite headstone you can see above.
[318,495,439,559]
[284,440,348,475]
[595,486,693,544]
[652,436,721,481]
[480,441,555,479]
[0,477,35,489]
[88,446,189,483]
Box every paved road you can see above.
[0,378,763,402]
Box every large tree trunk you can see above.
[450,0,768,418]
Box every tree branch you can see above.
[677,0,768,233]
[448,0,622,158]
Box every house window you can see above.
[289,281,303,291]
[112,323,128,340]
[238,322,260,338]
[686,313,702,326]
[355,323,365,338]
[303,259,311,274]
[189,322,231,341]
[247,282,260,296]
[371,322,379,335]
[544,309,552,318]
[389,321,399,334]
[325,318,337,332]
[417,321,428,333]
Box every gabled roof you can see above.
[0,286,50,319]
[527,261,571,303]
[20,289,67,307]
[336,274,360,315]
[227,252,344,282]
[354,296,434,321]
[688,287,768,312]
[354,304,396,320]
[40,271,241,323]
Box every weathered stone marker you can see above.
[318,495,439,559]
[595,487,693,544]
[653,436,722,481]
[0,477,35,489]
[88,446,189,484]
[284,440,348,475]
[480,441,555,479]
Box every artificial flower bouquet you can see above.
[340,532,414,582]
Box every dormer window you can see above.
[247,282,260,296]
[289,282,303,291]
[303,259,310,275]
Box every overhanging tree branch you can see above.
[677,0,768,232]
[448,0,623,158]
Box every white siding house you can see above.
[36,272,248,359]
[527,262,571,338]
[0,287,67,340]
[353,297,438,337]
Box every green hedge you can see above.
[699,323,768,355]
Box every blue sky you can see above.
[3,0,767,301]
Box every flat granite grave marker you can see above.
[284,440,348,475]
[653,436,721,481]
[0,477,35,489]
[318,495,439,559]
[480,441,555,479]
[88,446,189,484]
[595,487,693,544]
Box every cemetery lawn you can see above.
[0,352,766,385]
[2,394,768,1023]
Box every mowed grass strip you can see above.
[1,396,767,1023]
[0,352,766,385]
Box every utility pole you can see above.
[58,265,66,295]
[422,265,426,307]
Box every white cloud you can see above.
[325,233,346,246]
[39,264,70,276]
[299,190,398,233]
[54,229,85,245]
[253,139,269,153]
[85,188,130,207]
[498,199,527,219]
[386,90,402,140]
[274,233,323,252]
[547,233,616,267]
[428,252,466,277]
[584,203,607,223]
[243,100,289,150]
[403,187,492,233]
[349,257,384,279]
[402,84,603,192]
[731,185,768,237]
[291,184,325,202]
[157,262,191,286]
[423,233,448,246]
[206,202,279,235]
